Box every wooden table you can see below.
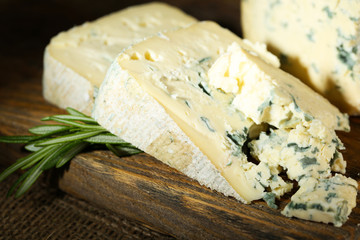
[0,1,359,239]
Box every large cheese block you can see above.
[93,21,356,226]
[241,0,360,115]
[43,2,196,114]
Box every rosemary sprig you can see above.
[0,107,142,198]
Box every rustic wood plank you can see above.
[58,150,360,239]
[0,0,359,239]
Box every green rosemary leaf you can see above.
[42,141,84,170]
[84,133,127,144]
[0,145,51,183]
[66,107,88,117]
[15,142,66,197]
[24,134,71,152]
[37,130,105,146]
[0,161,26,183]
[15,162,44,198]
[29,125,71,135]
[0,135,39,144]
[42,116,103,130]
[7,170,31,197]
[56,142,89,168]
[14,145,49,166]
[21,145,57,170]
[24,142,43,152]
[25,126,76,151]
[106,144,143,157]
[67,127,82,133]
[42,115,97,124]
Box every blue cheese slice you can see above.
[93,21,293,203]
[93,21,355,226]
[241,0,360,115]
[43,2,196,114]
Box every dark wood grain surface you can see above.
[0,1,359,239]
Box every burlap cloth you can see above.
[0,167,174,240]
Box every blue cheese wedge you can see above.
[43,2,196,114]
[93,21,355,226]
[241,0,360,115]
[282,174,358,227]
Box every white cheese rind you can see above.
[241,0,360,115]
[43,2,197,114]
[43,50,94,113]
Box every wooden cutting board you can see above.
[0,0,359,239]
